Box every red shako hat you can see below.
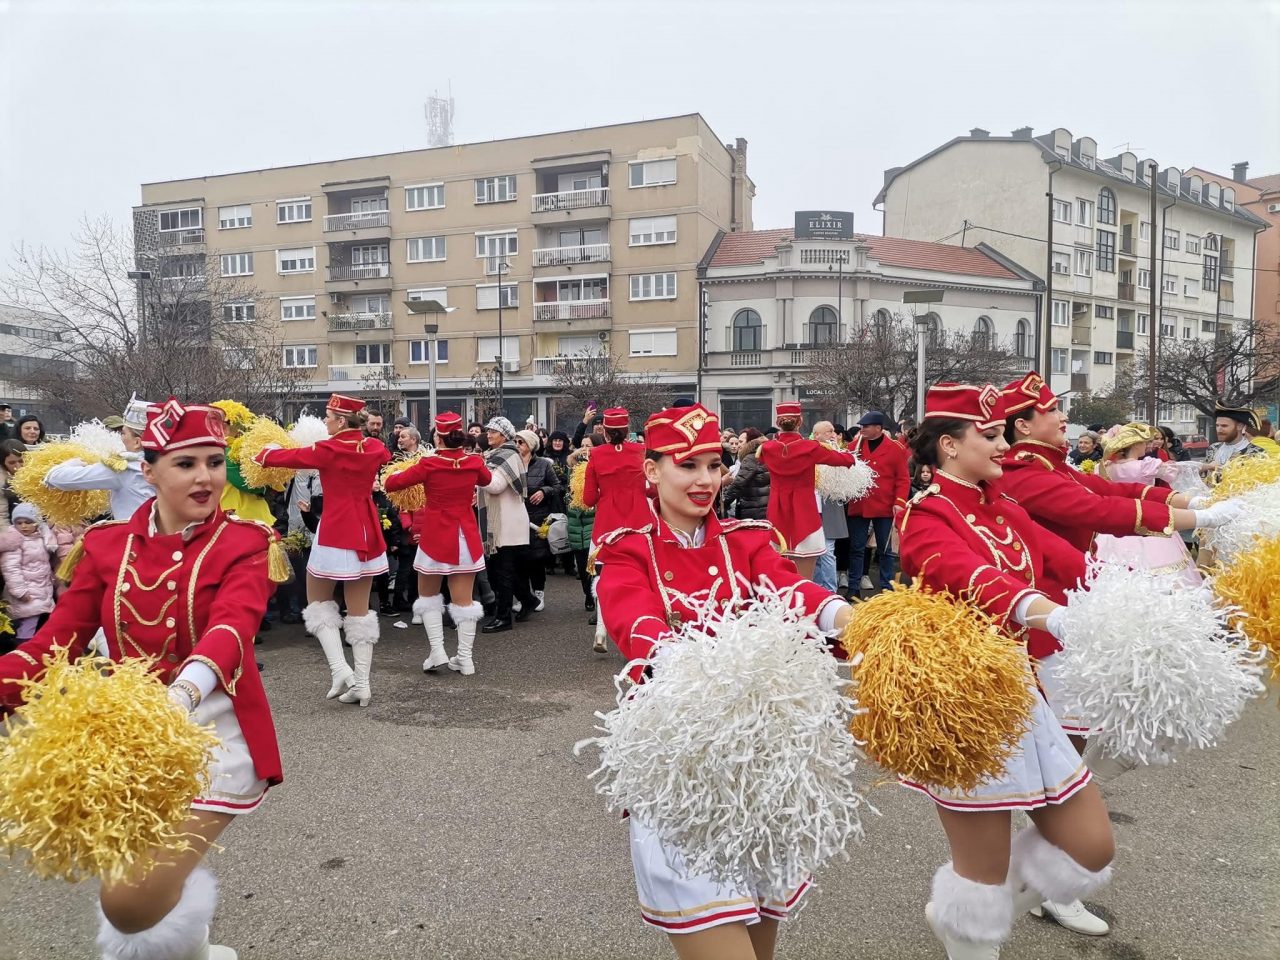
[602,407,630,430]
[1000,372,1058,416]
[925,383,1005,431]
[644,403,722,464]
[776,400,803,419]
[327,393,366,416]
[140,398,228,453]
[434,411,463,434]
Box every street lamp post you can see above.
[903,289,945,423]
[127,269,152,342]
[404,298,459,425]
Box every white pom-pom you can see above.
[1052,559,1266,765]
[816,461,877,504]
[69,420,127,462]
[1166,460,1211,498]
[289,414,329,447]
[1200,479,1280,564]
[576,582,870,899]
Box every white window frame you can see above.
[1163,228,1180,250]
[407,236,447,263]
[474,175,517,204]
[475,230,518,259]
[408,339,449,364]
[1138,268,1151,288]
[1053,199,1072,223]
[1182,325,1193,340]
[405,183,445,211]
[1094,304,1113,319]
[1051,347,1068,373]
[282,345,318,368]
[276,197,312,224]
[629,215,677,246]
[349,244,389,265]
[1162,273,1178,294]
[628,158,677,188]
[628,327,678,357]
[158,207,202,232]
[1093,351,1113,365]
[477,335,519,363]
[1077,199,1093,227]
[1137,313,1149,334]
[1140,221,1152,241]
[222,301,255,324]
[220,252,253,277]
[1184,278,1200,298]
[280,296,316,321]
[217,204,252,229]
[1051,299,1070,327]
[629,272,677,301]
[1185,234,1201,255]
[476,283,518,309]
[1075,250,1093,276]
[1051,251,1071,276]
[406,287,448,309]
[277,247,316,274]
[354,342,393,366]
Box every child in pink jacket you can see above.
[1,502,59,642]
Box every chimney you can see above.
[1232,161,1249,183]
[969,127,990,139]
[1011,126,1033,140]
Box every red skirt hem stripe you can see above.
[901,766,1092,812]
[640,906,762,932]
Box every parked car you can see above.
[1181,434,1209,459]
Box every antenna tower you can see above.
[425,86,455,147]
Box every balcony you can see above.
[532,243,611,268]
[328,363,391,383]
[1120,236,1136,255]
[798,248,851,267]
[156,228,205,249]
[1117,331,1135,349]
[1070,324,1091,345]
[703,348,836,371]
[534,299,610,322]
[532,355,611,377]
[1220,257,1234,277]
[324,210,390,238]
[531,187,610,224]
[325,262,392,294]
[1220,300,1234,317]
[327,312,393,340]
[1071,373,1088,392]
[1118,282,1136,301]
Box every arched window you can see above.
[923,312,941,348]
[732,308,763,352]
[971,315,994,350]
[1014,318,1031,357]
[1098,187,1116,226]
[872,307,892,331]
[808,305,838,346]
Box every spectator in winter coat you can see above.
[14,415,45,449]
[721,436,770,520]
[846,411,909,593]
[517,430,562,602]
[565,447,597,622]
[0,503,58,646]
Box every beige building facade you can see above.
[134,114,752,429]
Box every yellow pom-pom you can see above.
[1210,455,1280,502]
[381,456,425,513]
[0,646,219,883]
[0,602,12,637]
[1213,532,1280,681]
[10,442,111,525]
[569,460,588,511]
[839,581,1035,791]
[211,399,256,431]
[236,418,297,490]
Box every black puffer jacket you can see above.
[723,437,770,520]
[524,455,563,525]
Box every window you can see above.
[1075,250,1093,276]
[1077,199,1093,227]
[971,315,994,350]
[351,295,389,314]
[277,247,316,273]
[1185,234,1201,255]
[629,328,678,357]
[277,198,312,223]
[218,204,251,229]
[160,256,202,279]
[732,309,763,351]
[1098,188,1116,225]
[1051,348,1068,374]
[222,302,255,323]
[1184,278,1200,298]
[349,196,387,215]
[407,236,446,262]
[1202,319,1218,334]
[280,296,316,320]
[1093,351,1113,365]
[1160,315,1176,337]
[282,345,317,368]
[809,306,839,346]
[474,175,517,204]
[406,287,448,308]
[1138,268,1151,288]
[1139,220,1151,242]
[1163,228,1180,250]
[475,230,518,259]
[408,339,448,364]
[477,335,519,363]
[629,158,677,187]
[159,207,201,231]
[1094,304,1114,319]
[1204,234,1219,252]
[1051,299,1069,326]
[1014,318,1031,357]
[629,215,678,246]
[1053,199,1072,223]
[1162,273,1178,294]
[350,245,388,265]
[406,183,445,211]
[355,343,392,365]
[220,253,253,277]
[476,283,518,309]
[1203,256,1219,291]
[1137,313,1149,334]
[222,348,253,370]
[1096,230,1115,272]
[1182,325,1193,340]
[1052,251,1071,275]
[630,273,677,300]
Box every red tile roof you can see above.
[709,229,1022,280]
[1248,173,1280,194]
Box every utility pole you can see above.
[1147,162,1158,423]
[1043,162,1061,376]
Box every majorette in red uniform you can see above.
[384,410,491,675]
[757,400,857,574]
[582,406,649,545]
[896,383,1115,959]
[596,402,853,941]
[0,397,285,960]
[255,392,391,707]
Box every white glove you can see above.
[1044,606,1067,642]
[1194,499,1246,529]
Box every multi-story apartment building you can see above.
[0,303,75,432]
[877,126,1269,437]
[134,115,751,429]
[699,227,1040,429]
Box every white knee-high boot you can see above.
[925,862,1013,960]
[302,600,352,699]
[1012,825,1112,936]
[592,578,608,652]
[98,864,237,960]
[447,601,484,675]
[338,611,379,707]
[415,595,448,672]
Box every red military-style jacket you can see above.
[583,441,649,545]
[596,511,844,682]
[998,439,1177,553]
[846,433,911,519]
[257,429,391,560]
[0,502,283,786]
[898,472,1086,660]
[758,433,857,547]
[384,448,491,564]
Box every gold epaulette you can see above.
[226,514,291,584]
[1012,450,1054,471]
[55,517,128,582]
[720,518,787,552]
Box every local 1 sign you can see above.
[795,210,854,240]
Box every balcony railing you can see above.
[532,355,610,377]
[158,228,205,245]
[798,248,851,266]
[327,312,392,332]
[531,187,609,213]
[1116,331,1135,349]
[324,210,389,231]
[328,363,392,382]
[1070,324,1091,345]
[534,299,610,321]
[1120,236,1136,255]
[728,351,764,367]
[1220,257,1234,276]
[532,243,611,267]
[1118,282,1136,301]
[1220,300,1235,316]
[327,263,391,281]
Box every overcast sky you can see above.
[2,0,1277,257]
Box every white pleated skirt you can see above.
[1035,651,1100,736]
[191,690,268,815]
[306,520,389,581]
[413,531,486,575]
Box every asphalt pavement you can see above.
[2,574,1278,960]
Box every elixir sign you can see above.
[794,210,854,241]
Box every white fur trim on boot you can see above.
[1012,826,1112,936]
[415,595,448,672]
[924,863,1012,960]
[338,611,379,707]
[447,602,483,676]
[98,865,227,960]
[302,600,352,699]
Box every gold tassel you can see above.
[266,538,292,584]
[55,537,86,583]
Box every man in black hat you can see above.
[1207,403,1265,467]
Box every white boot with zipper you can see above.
[415,595,449,672]
[302,600,352,699]
[338,611,379,707]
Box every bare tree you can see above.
[1,216,309,420]
[358,364,404,421]
[1068,365,1139,428]
[469,367,503,425]
[549,350,670,429]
